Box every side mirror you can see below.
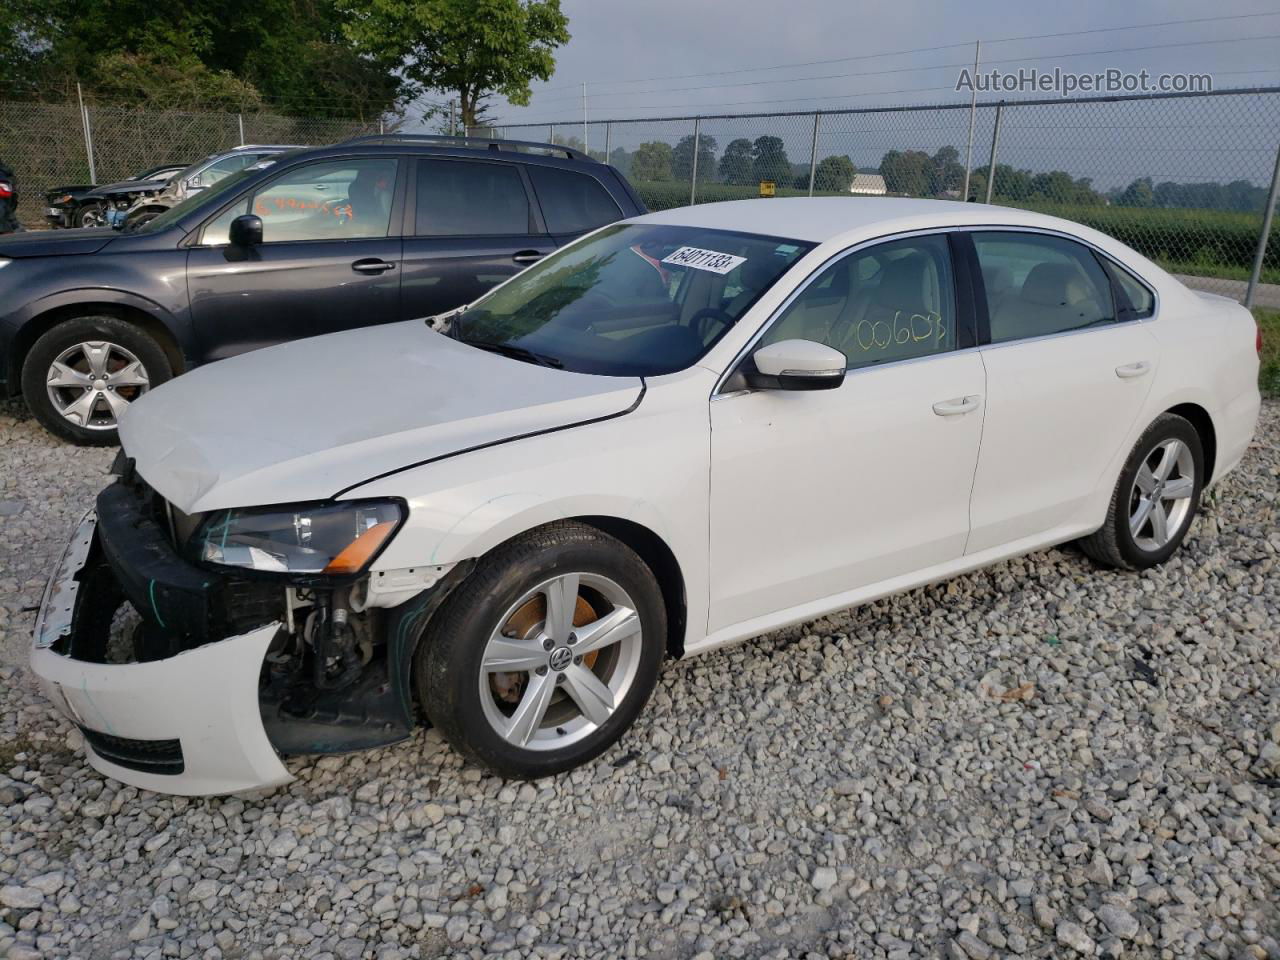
[745,339,846,391]
[228,214,263,247]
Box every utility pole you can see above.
[583,82,589,153]
[961,40,981,202]
[450,100,456,137]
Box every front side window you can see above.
[202,158,399,244]
[528,165,623,235]
[973,231,1115,343]
[453,224,812,376]
[415,159,530,236]
[760,234,957,370]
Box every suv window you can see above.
[528,166,623,235]
[191,153,260,189]
[415,159,531,236]
[973,231,1115,342]
[202,158,399,244]
[760,234,956,370]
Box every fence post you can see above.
[1246,141,1280,309]
[237,113,245,146]
[379,118,385,135]
[604,122,612,164]
[961,40,981,202]
[77,82,96,183]
[983,102,1003,205]
[690,118,701,206]
[548,123,555,145]
[807,112,820,197]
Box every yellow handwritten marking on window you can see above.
[851,311,946,353]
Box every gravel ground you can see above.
[1,396,1278,960]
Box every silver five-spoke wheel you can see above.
[45,340,150,431]
[1128,437,1195,551]
[479,572,643,751]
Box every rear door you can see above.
[399,158,554,321]
[187,157,404,360]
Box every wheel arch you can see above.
[1164,401,1217,482]
[9,299,187,394]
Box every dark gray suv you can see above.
[0,135,645,444]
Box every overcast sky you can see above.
[493,0,1280,124]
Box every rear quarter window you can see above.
[528,166,624,235]
[1103,259,1157,320]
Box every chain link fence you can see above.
[494,87,1280,306]
[0,100,383,228]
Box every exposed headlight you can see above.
[195,500,404,577]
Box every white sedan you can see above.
[32,198,1261,795]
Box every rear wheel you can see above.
[75,202,107,228]
[417,522,666,778]
[20,316,172,445]
[1079,413,1204,570]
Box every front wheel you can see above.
[75,202,107,228]
[1079,413,1204,570]
[417,522,667,778]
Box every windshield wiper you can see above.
[464,340,564,369]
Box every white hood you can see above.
[119,321,643,513]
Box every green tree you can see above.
[631,141,673,181]
[927,145,963,196]
[338,0,570,127]
[1115,177,1155,208]
[751,136,791,185]
[879,149,930,196]
[813,154,856,193]
[608,146,633,177]
[718,138,753,185]
[672,134,716,182]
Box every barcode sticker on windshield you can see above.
[661,246,747,275]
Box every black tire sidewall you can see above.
[75,203,105,228]
[20,315,172,445]
[419,530,666,779]
[1113,416,1204,568]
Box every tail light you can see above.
[0,181,13,198]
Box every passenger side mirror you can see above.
[228,214,263,248]
[745,339,846,391]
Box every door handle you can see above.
[932,395,982,417]
[512,250,545,265]
[1115,360,1151,379]
[352,258,396,274]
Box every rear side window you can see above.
[415,159,531,236]
[972,231,1116,343]
[528,166,623,235]
[1103,260,1156,320]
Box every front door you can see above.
[709,233,986,633]
[187,157,403,361]
[400,158,555,321]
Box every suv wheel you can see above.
[1079,413,1204,570]
[21,316,172,445]
[417,522,666,778]
[76,202,107,228]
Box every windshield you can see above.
[130,169,255,235]
[453,223,812,377]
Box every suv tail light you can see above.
[0,181,13,198]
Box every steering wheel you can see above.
[688,307,735,343]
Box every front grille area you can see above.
[80,728,184,776]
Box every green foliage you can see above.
[1256,308,1280,397]
[751,135,791,185]
[672,134,716,182]
[1111,177,1271,213]
[813,154,856,193]
[338,0,569,126]
[631,141,674,182]
[633,179,852,210]
[968,162,1102,205]
[91,52,263,111]
[718,138,753,186]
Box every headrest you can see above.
[875,253,931,308]
[1020,262,1093,307]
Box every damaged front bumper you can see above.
[31,478,468,796]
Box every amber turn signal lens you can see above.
[323,521,397,575]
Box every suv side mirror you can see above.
[229,214,263,247]
[745,339,846,391]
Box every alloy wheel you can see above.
[45,341,150,431]
[478,572,643,752]
[1128,437,1196,551]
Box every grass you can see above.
[1256,308,1280,397]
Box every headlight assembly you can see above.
[195,500,404,577]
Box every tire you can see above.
[75,202,106,229]
[20,315,172,446]
[125,207,164,230]
[417,521,667,779]
[1079,413,1204,570]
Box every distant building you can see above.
[849,174,887,196]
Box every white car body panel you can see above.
[34,197,1262,793]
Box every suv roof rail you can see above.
[339,133,595,162]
